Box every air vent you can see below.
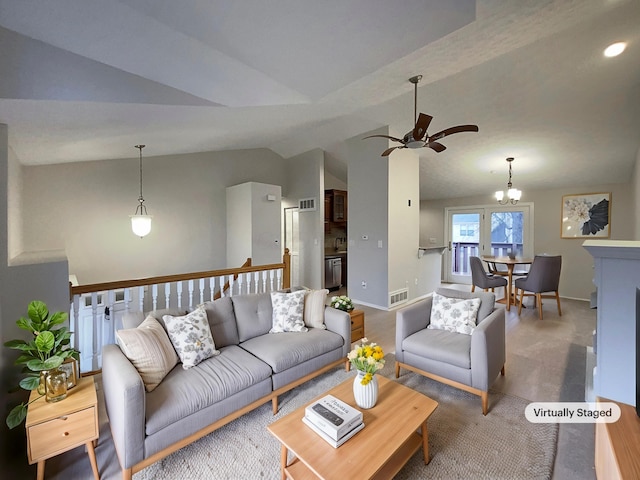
[298,197,317,211]
[389,288,409,307]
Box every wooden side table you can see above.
[349,309,365,343]
[25,376,100,480]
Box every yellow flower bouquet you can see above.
[348,338,385,385]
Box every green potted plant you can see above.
[4,300,80,429]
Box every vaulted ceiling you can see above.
[1,0,639,199]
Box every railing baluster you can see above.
[152,284,158,311]
[237,274,244,296]
[228,275,235,297]
[262,271,267,292]
[209,277,215,302]
[177,281,183,310]
[91,292,99,372]
[188,280,194,310]
[106,290,116,348]
[219,276,225,297]
[254,272,260,293]
[124,288,131,313]
[138,286,145,312]
[165,283,171,308]
[199,278,205,305]
[276,268,282,290]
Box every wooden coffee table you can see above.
[268,376,438,480]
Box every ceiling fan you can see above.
[364,75,479,157]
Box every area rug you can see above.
[134,355,557,480]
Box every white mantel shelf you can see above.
[583,239,640,407]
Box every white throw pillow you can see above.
[304,289,329,329]
[163,305,220,369]
[270,290,308,333]
[116,315,179,392]
[427,292,481,335]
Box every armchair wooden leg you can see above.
[536,293,543,320]
[555,291,562,316]
[517,289,524,315]
[471,285,476,292]
[481,391,488,415]
[395,361,400,378]
[501,365,505,376]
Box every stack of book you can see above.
[302,395,364,448]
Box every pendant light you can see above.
[495,157,521,205]
[130,144,152,237]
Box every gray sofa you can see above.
[395,287,505,415]
[102,292,351,480]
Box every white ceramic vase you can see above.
[353,370,378,409]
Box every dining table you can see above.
[480,255,533,311]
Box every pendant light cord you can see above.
[135,144,145,202]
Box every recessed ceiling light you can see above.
[604,42,626,57]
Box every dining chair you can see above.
[514,255,562,320]
[470,256,508,295]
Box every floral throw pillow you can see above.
[270,290,308,333]
[163,305,220,369]
[427,292,481,335]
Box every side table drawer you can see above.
[351,327,364,343]
[28,406,97,462]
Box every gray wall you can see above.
[21,149,289,284]
[420,181,634,300]
[1,124,70,476]
[633,148,640,240]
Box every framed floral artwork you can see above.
[59,357,79,389]
[561,192,610,238]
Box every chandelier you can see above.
[130,144,152,237]
[495,157,521,205]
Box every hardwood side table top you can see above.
[268,376,438,480]
[26,376,100,480]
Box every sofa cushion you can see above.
[145,345,273,436]
[304,289,329,329]
[270,290,308,333]
[164,306,220,369]
[428,292,481,335]
[115,315,179,392]
[435,287,495,322]
[201,296,239,348]
[402,328,472,369]
[232,293,273,342]
[240,329,343,373]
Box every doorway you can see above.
[444,204,533,284]
[284,207,300,287]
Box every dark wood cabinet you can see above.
[325,189,347,223]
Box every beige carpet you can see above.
[134,355,557,480]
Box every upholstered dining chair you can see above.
[514,255,562,320]
[470,256,508,295]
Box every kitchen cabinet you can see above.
[325,189,347,223]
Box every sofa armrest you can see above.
[324,307,351,356]
[102,344,146,469]
[470,308,506,391]
[395,297,433,363]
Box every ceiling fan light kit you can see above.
[495,157,521,205]
[364,74,478,156]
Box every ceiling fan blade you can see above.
[412,113,433,141]
[429,124,479,141]
[425,141,446,153]
[363,134,404,143]
[382,146,398,156]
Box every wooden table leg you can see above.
[280,444,288,480]
[506,265,514,311]
[421,422,430,465]
[86,440,100,480]
[36,460,45,480]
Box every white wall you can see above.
[420,181,633,300]
[21,148,288,284]
[6,145,22,261]
[387,148,420,299]
[226,182,281,267]
[286,149,324,289]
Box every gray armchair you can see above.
[470,256,508,294]
[395,287,505,415]
[514,254,562,320]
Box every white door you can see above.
[445,209,484,284]
[445,204,533,284]
[284,207,300,287]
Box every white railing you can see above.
[70,251,290,374]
